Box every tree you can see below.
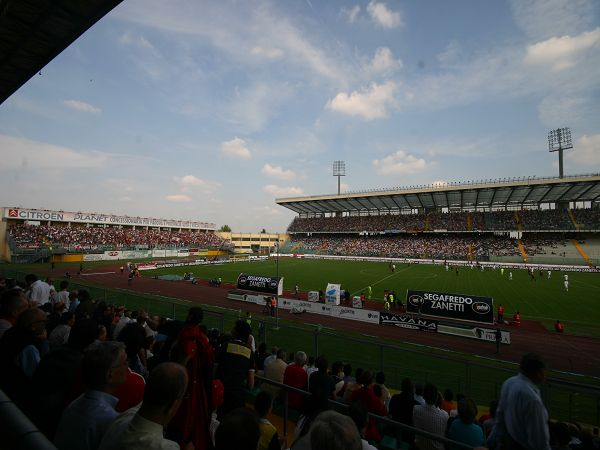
[219,225,231,232]
[261,228,267,233]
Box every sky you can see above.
[1,0,599,233]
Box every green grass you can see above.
[144,257,600,337]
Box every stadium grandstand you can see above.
[277,174,600,266]
[0,207,233,263]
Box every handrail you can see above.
[254,375,475,449]
[0,389,57,450]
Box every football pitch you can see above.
[144,258,600,337]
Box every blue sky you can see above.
[1,0,599,232]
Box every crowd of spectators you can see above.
[8,224,228,250]
[286,234,566,259]
[1,274,598,450]
[288,208,600,234]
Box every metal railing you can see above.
[2,268,599,426]
[254,374,475,449]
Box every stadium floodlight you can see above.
[333,160,346,195]
[548,128,573,179]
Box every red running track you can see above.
[83,269,600,379]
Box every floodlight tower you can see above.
[548,128,573,179]
[333,160,346,195]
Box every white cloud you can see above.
[175,175,206,192]
[263,185,304,197]
[261,164,297,180]
[566,134,600,166]
[119,32,159,55]
[62,100,101,114]
[372,150,430,175]
[510,0,595,41]
[221,137,252,159]
[367,1,402,29]
[165,194,192,203]
[367,47,402,75]
[326,81,398,120]
[253,206,282,216]
[250,46,284,59]
[524,28,600,71]
[342,5,361,23]
[537,95,588,128]
[0,134,109,170]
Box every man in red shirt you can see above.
[283,351,308,410]
[554,320,564,333]
[497,304,505,324]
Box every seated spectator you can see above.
[262,348,287,401]
[375,371,391,408]
[255,391,284,450]
[48,311,75,349]
[54,341,128,450]
[98,362,188,450]
[414,383,426,406]
[347,401,378,450]
[388,378,419,446]
[309,410,362,450]
[0,307,48,406]
[331,361,345,398]
[413,383,448,450]
[215,407,260,450]
[441,388,455,414]
[283,350,308,410]
[0,288,29,339]
[446,398,485,449]
[350,370,388,443]
[308,355,335,406]
[481,400,498,438]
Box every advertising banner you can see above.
[237,274,283,296]
[379,311,438,332]
[152,249,167,258]
[103,250,122,260]
[308,291,320,302]
[325,283,341,305]
[406,289,494,324]
[83,254,104,261]
[330,306,380,323]
[437,324,511,344]
[352,296,363,308]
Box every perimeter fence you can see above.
[2,268,599,427]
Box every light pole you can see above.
[274,241,280,329]
[548,128,573,179]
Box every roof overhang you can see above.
[0,0,124,105]
[276,174,600,215]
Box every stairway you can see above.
[571,239,593,266]
[567,208,581,231]
[514,211,523,231]
[517,240,528,263]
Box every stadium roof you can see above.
[0,0,123,105]
[276,174,600,215]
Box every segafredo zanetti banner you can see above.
[236,274,283,296]
[406,289,494,324]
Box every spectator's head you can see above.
[186,306,203,325]
[60,311,75,326]
[117,322,147,359]
[81,341,127,393]
[294,351,307,366]
[140,362,188,425]
[309,410,361,450]
[59,280,69,290]
[17,307,47,340]
[232,320,251,343]
[401,378,414,395]
[276,348,287,361]
[331,361,343,377]
[78,289,91,303]
[443,388,453,402]
[254,391,273,418]
[0,288,28,320]
[457,398,478,424]
[215,407,260,450]
[343,363,352,377]
[358,370,373,386]
[415,383,424,397]
[67,318,98,351]
[375,371,386,385]
[423,383,438,406]
[24,274,38,286]
[315,355,328,372]
[520,353,546,384]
